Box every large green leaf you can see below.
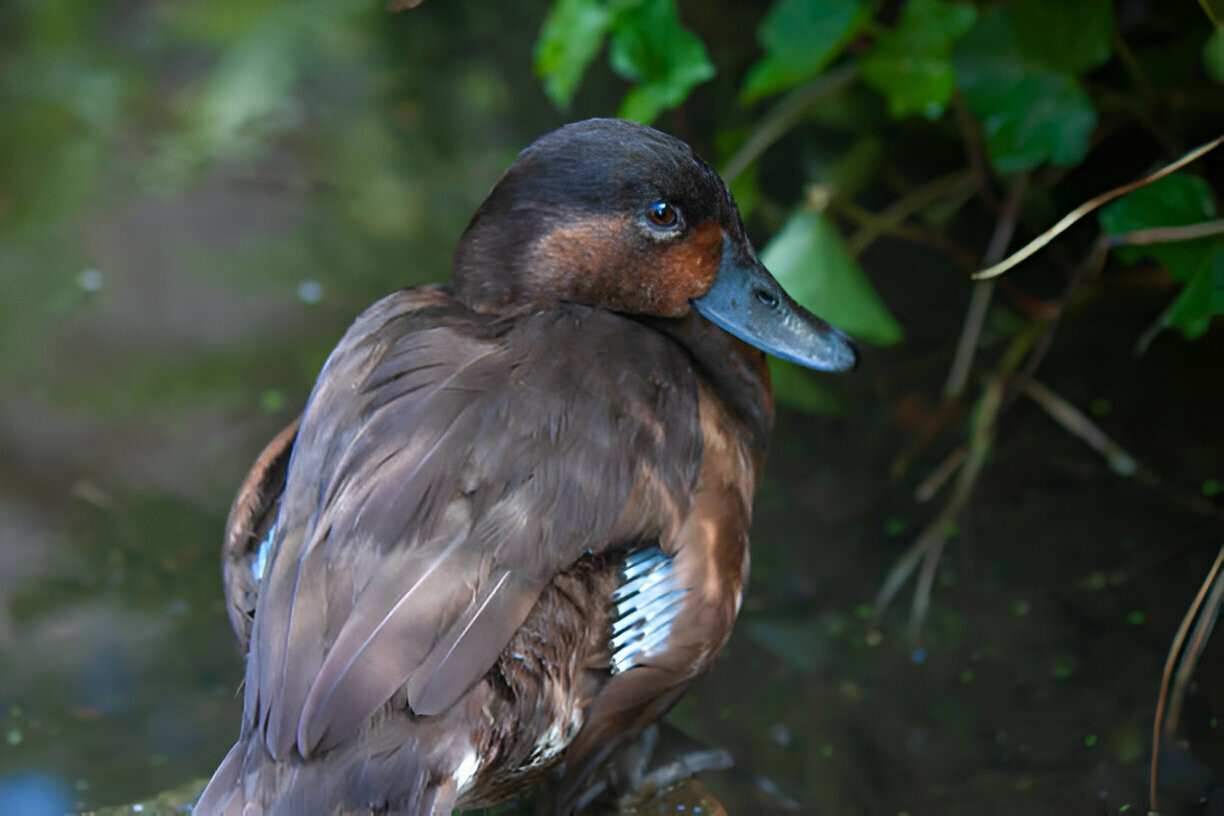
[1100,173,1223,340]
[1202,0,1224,26]
[608,0,715,123]
[762,210,903,345]
[768,358,842,415]
[861,0,976,119]
[741,0,869,103]
[1206,26,1224,84]
[953,9,1097,172]
[1012,0,1113,74]
[1164,248,1224,339]
[1099,173,1219,279]
[534,0,612,108]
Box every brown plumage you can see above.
[197,118,855,816]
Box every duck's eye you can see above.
[645,200,679,229]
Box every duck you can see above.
[196,117,856,816]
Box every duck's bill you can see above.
[692,240,858,373]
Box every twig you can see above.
[1135,297,1176,356]
[1109,219,1224,247]
[845,171,976,257]
[1112,29,1157,104]
[909,530,947,644]
[1110,221,1224,354]
[876,367,1013,635]
[890,399,962,479]
[1168,569,1224,739]
[944,175,1029,399]
[1151,545,1224,812]
[1021,380,1138,476]
[911,238,1101,527]
[953,93,999,211]
[721,64,859,183]
[974,134,1224,281]
[914,444,966,502]
[835,199,979,273]
[1012,241,1109,387]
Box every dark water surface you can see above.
[2,2,1223,814]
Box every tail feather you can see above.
[194,731,458,816]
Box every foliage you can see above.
[534,0,713,122]
[1100,173,1224,339]
[741,0,871,103]
[762,210,902,347]
[532,0,1224,408]
[861,0,976,119]
[607,0,715,123]
[952,6,1099,171]
[1207,26,1224,83]
[535,0,613,107]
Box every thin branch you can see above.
[909,531,947,644]
[1021,380,1138,476]
[845,171,976,256]
[721,64,859,183]
[890,399,962,480]
[1167,571,1224,741]
[1109,219,1224,247]
[1111,29,1157,103]
[915,444,967,502]
[944,175,1029,399]
[835,198,979,273]
[953,92,999,211]
[974,133,1224,281]
[1151,545,1224,812]
[910,239,1102,532]
[876,369,1012,634]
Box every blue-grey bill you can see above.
[692,240,858,373]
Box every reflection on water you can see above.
[2,2,1222,815]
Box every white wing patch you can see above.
[452,749,480,794]
[251,523,275,583]
[610,546,688,674]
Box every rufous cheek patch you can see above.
[529,215,631,302]
[653,222,723,317]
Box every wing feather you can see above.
[243,290,704,762]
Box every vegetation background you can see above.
[0,0,1222,813]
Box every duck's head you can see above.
[453,118,857,373]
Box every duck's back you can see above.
[199,286,725,815]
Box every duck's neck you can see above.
[649,312,774,455]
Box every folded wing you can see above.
[243,289,703,761]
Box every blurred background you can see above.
[1,0,1222,813]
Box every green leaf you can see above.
[534,0,612,108]
[1011,0,1113,74]
[861,0,977,119]
[762,210,903,346]
[953,9,1097,172]
[1101,174,1223,342]
[1099,173,1219,279]
[741,0,869,103]
[1206,26,1224,84]
[1164,248,1224,339]
[1202,0,1224,26]
[608,0,714,123]
[768,358,842,414]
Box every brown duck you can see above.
[196,118,856,816]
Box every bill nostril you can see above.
[753,288,778,308]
